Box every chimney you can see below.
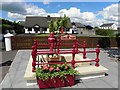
[47,15,51,21]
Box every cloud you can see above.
[1,2,27,14]
[8,12,25,21]
[59,7,81,17]
[7,2,47,21]
[25,3,47,15]
[43,0,51,4]
[0,0,24,2]
[98,4,118,21]
[81,12,95,20]
[2,2,119,27]
[58,7,95,20]
[58,7,96,26]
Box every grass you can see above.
[37,33,50,36]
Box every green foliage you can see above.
[48,14,69,33]
[2,24,12,29]
[2,24,13,33]
[36,63,79,81]
[49,19,55,33]
[54,19,60,31]
[116,33,120,37]
[1,18,24,34]
[59,15,69,29]
[96,29,114,36]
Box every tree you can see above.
[2,18,24,34]
[54,19,60,32]
[2,24,13,34]
[59,14,69,34]
[62,14,69,29]
[96,29,114,36]
[49,19,55,33]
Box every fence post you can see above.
[48,32,56,52]
[75,39,79,53]
[71,45,76,68]
[95,44,100,67]
[32,45,36,72]
[83,41,86,59]
[57,39,60,53]
[34,40,38,53]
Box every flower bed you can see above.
[36,63,77,89]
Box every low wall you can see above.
[11,35,120,50]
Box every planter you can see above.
[47,54,61,62]
[37,75,75,89]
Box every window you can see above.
[42,28,47,31]
[28,28,32,31]
[66,28,70,31]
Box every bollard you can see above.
[4,33,13,51]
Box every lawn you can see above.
[37,33,50,36]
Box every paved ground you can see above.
[0,48,119,89]
[0,42,18,83]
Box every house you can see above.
[70,22,95,35]
[99,23,117,30]
[99,23,118,34]
[24,16,71,34]
[70,22,85,34]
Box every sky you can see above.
[0,0,119,26]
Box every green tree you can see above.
[54,19,60,31]
[59,14,69,33]
[96,29,114,36]
[62,14,69,29]
[49,19,55,33]
[2,18,24,34]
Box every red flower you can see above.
[65,66,68,69]
[49,67,54,71]
[56,67,60,71]
[43,65,48,70]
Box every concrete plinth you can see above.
[24,54,108,82]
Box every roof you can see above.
[75,23,85,28]
[72,22,85,28]
[100,23,114,27]
[24,16,71,28]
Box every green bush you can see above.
[96,29,114,36]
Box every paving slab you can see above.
[0,50,18,83]
[82,78,113,88]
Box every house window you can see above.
[34,27,40,32]
[66,28,70,31]
[34,25,40,33]
[42,28,47,31]
[28,28,32,31]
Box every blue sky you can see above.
[0,1,119,26]
[32,2,116,13]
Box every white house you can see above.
[24,16,71,34]
[99,23,117,30]
[24,16,95,35]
